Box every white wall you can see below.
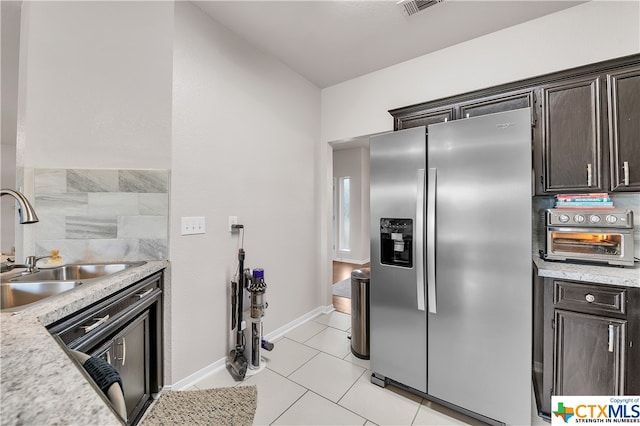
[170,2,322,383]
[1,1,22,254]
[17,1,173,171]
[332,147,370,264]
[1,144,17,254]
[321,1,640,143]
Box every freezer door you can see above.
[427,108,532,425]
[370,126,427,393]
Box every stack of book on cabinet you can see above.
[554,193,614,209]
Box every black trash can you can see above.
[350,268,370,359]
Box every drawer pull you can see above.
[135,288,154,299]
[82,315,110,334]
[608,324,614,353]
[585,293,595,303]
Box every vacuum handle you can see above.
[231,281,238,330]
[235,249,246,347]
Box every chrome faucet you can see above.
[1,255,50,274]
[24,255,51,272]
[0,189,39,224]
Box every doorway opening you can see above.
[330,137,372,314]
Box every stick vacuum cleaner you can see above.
[227,232,274,381]
[227,247,249,381]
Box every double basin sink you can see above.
[1,262,146,312]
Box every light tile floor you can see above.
[190,311,548,425]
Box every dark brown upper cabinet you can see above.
[393,106,455,131]
[540,76,604,193]
[458,89,536,126]
[607,65,640,191]
[388,54,640,195]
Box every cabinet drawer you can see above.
[553,280,626,315]
[49,272,162,347]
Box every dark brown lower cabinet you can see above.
[92,310,153,424]
[48,271,164,426]
[533,273,639,420]
[553,310,626,396]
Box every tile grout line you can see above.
[267,389,309,426]
[270,350,322,381]
[335,367,369,412]
[305,389,371,426]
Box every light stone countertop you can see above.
[533,255,639,287]
[1,260,168,426]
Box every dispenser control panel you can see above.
[380,218,413,268]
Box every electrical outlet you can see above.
[181,216,206,235]
[229,216,238,232]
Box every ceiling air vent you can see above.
[398,0,443,16]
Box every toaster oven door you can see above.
[546,227,633,265]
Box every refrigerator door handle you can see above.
[416,169,426,311]
[427,168,437,314]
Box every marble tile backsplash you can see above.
[32,169,169,263]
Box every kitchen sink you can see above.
[9,262,146,283]
[1,281,83,311]
[1,261,146,312]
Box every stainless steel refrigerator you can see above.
[369,108,532,425]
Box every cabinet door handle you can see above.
[121,337,127,366]
[116,337,127,366]
[585,293,595,303]
[608,324,614,353]
[135,288,154,299]
[82,315,110,334]
[587,163,593,187]
[623,161,630,186]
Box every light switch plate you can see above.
[181,216,206,235]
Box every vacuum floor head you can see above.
[226,348,248,381]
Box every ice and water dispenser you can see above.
[380,218,413,268]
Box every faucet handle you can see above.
[24,255,51,270]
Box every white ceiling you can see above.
[194,0,586,89]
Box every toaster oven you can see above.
[543,209,635,267]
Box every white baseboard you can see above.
[165,358,227,391]
[332,257,370,265]
[168,304,334,391]
[264,305,333,342]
